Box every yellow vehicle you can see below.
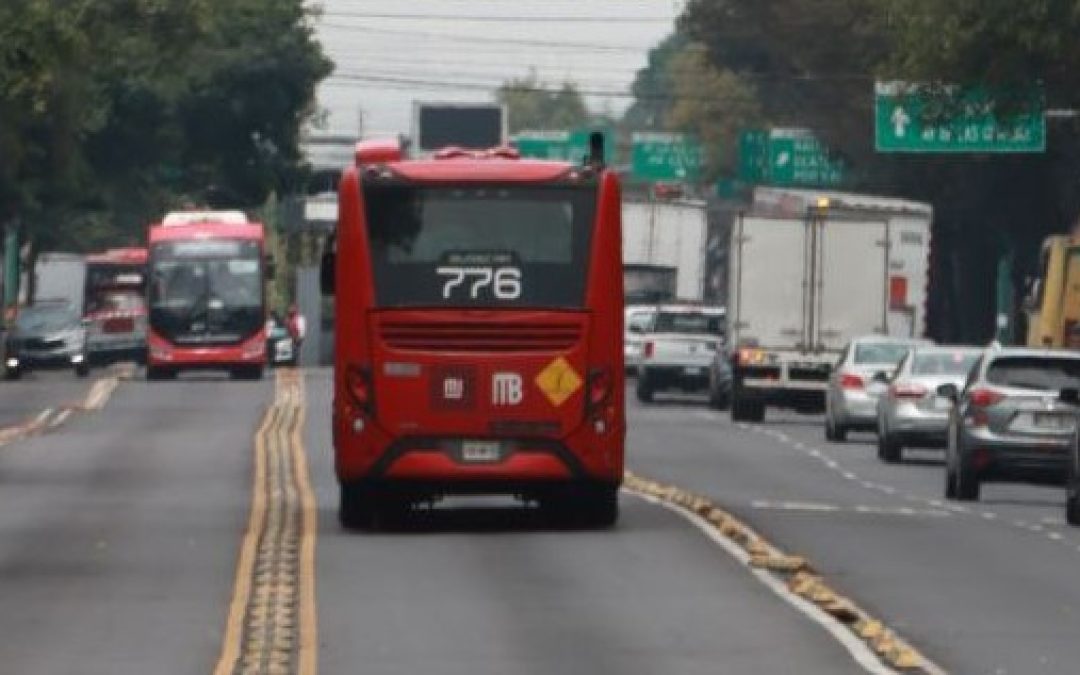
[1026,234,1080,348]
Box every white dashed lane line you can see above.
[696,407,1080,554]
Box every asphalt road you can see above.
[0,372,269,675]
[2,367,1079,673]
[631,388,1080,675]
[0,368,99,428]
[305,369,866,675]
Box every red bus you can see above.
[146,211,267,380]
[84,247,148,366]
[324,137,625,528]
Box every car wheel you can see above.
[1067,489,1080,527]
[635,371,654,403]
[4,366,20,381]
[1067,448,1080,526]
[74,361,90,378]
[878,424,902,464]
[953,437,980,501]
[747,399,766,423]
[707,376,730,410]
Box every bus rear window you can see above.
[363,184,596,308]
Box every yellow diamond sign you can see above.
[535,357,582,407]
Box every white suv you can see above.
[634,305,725,403]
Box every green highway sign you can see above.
[630,132,703,181]
[874,82,1045,153]
[738,128,844,188]
[513,129,610,163]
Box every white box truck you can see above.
[622,198,708,303]
[728,189,932,421]
[31,252,86,311]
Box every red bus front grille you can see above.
[380,322,582,352]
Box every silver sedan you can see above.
[825,336,931,441]
[875,346,982,463]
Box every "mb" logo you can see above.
[492,372,523,406]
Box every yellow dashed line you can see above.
[214,369,317,675]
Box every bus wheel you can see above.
[146,366,176,381]
[543,484,618,529]
[580,485,619,528]
[74,361,90,378]
[339,483,376,530]
[231,366,263,381]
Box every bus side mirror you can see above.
[265,254,276,281]
[320,235,335,297]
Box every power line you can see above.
[316,22,655,53]
[320,10,675,23]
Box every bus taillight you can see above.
[346,366,373,412]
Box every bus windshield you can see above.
[149,240,262,344]
[363,184,596,308]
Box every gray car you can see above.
[825,336,931,441]
[5,302,89,379]
[941,348,1080,502]
[875,346,983,463]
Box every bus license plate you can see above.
[684,367,703,376]
[461,441,502,463]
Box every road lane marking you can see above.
[625,473,945,675]
[751,500,951,518]
[214,369,317,675]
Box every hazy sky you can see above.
[312,0,686,137]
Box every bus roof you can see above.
[148,219,264,243]
[374,157,581,184]
[86,247,148,265]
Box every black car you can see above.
[6,302,89,379]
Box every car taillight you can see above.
[889,382,928,399]
[346,366,372,411]
[968,388,1004,408]
[840,373,864,390]
[643,341,654,358]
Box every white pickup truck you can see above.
[633,304,726,403]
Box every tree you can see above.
[496,73,588,133]
[665,44,761,180]
[0,0,332,255]
[668,0,1080,342]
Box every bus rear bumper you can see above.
[334,420,624,493]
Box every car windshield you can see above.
[17,306,78,332]
[854,342,912,365]
[651,312,724,335]
[986,356,1080,391]
[912,351,981,376]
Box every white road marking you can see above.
[48,409,73,429]
[630,490,920,675]
[32,408,54,427]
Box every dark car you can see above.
[6,302,89,379]
[941,348,1080,501]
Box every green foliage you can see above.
[496,73,589,133]
[666,0,1080,342]
[665,44,761,180]
[0,0,331,253]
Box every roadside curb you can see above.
[624,471,945,675]
[0,362,135,448]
